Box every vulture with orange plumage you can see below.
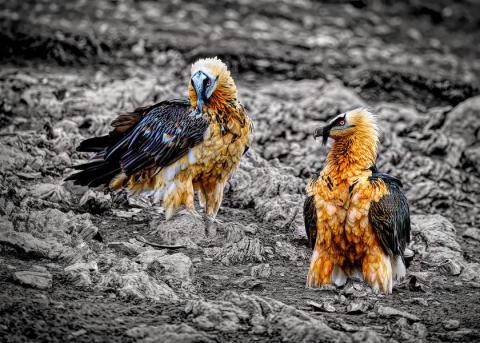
[66,58,252,221]
[304,108,410,294]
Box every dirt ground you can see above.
[1,0,480,342]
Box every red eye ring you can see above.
[339,120,345,126]
[206,79,211,86]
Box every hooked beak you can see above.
[196,97,205,114]
[313,125,332,145]
[191,70,212,113]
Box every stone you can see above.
[463,228,480,242]
[274,241,306,261]
[149,213,205,248]
[377,305,420,322]
[443,319,460,330]
[438,259,463,276]
[13,270,52,289]
[64,261,98,287]
[99,270,178,302]
[79,189,112,213]
[146,253,194,286]
[185,291,350,341]
[185,299,250,333]
[0,229,72,260]
[347,301,369,314]
[392,318,428,341]
[30,183,71,203]
[13,208,99,242]
[308,300,336,313]
[205,237,265,265]
[460,263,480,283]
[443,96,480,146]
[126,323,215,343]
[411,215,463,265]
[250,263,272,278]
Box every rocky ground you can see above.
[1,0,480,342]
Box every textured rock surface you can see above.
[0,0,480,342]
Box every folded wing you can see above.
[66,99,209,187]
[368,171,411,260]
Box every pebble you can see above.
[346,301,368,314]
[463,228,480,241]
[13,270,52,290]
[377,305,420,322]
[443,319,460,330]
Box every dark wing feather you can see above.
[115,100,208,176]
[304,195,318,249]
[66,98,208,187]
[368,172,410,259]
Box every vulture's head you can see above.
[313,108,379,147]
[189,57,237,113]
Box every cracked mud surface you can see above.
[1,0,480,342]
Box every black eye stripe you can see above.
[333,117,345,126]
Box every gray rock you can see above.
[443,96,480,146]
[377,305,420,322]
[185,299,250,333]
[30,183,71,203]
[274,241,306,261]
[96,256,179,301]
[79,189,112,213]
[126,323,215,343]
[149,213,205,248]
[250,263,272,278]
[0,229,72,260]
[228,152,304,227]
[438,259,463,276]
[13,270,52,289]
[347,301,369,314]
[460,262,480,283]
[100,270,178,302]
[308,300,336,313]
[13,208,99,242]
[31,265,48,273]
[443,319,460,330]
[185,291,351,342]
[392,318,428,341]
[146,253,194,285]
[64,261,98,287]
[463,228,480,242]
[204,237,265,265]
[411,215,463,265]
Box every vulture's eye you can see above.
[339,120,345,126]
[206,79,211,87]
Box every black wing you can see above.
[368,171,410,259]
[66,99,209,187]
[304,195,318,249]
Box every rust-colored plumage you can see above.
[304,108,410,294]
[67,57,252,220]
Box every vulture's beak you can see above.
[191,70,208,113]
[313,125,332,145]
